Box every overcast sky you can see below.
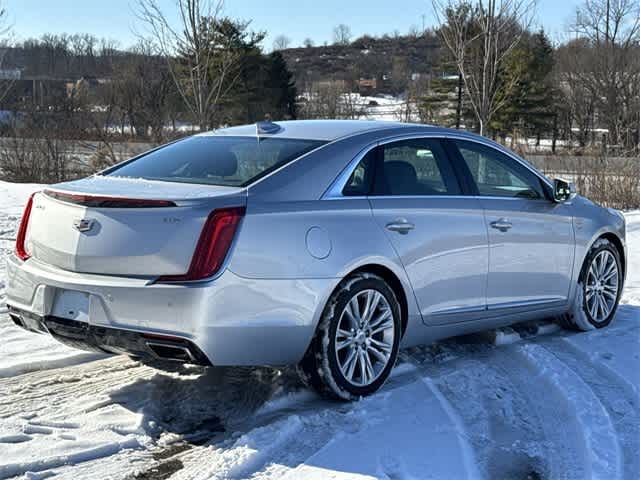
[8,0,581,50]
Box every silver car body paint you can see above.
[6,120,627,365]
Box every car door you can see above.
[449,138,575,310]
[365,137,489,324]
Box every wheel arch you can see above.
[341,263,410,338]
[598,232,626,279]
[563,230,625,331]
[581,231,626,282]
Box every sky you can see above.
[7,0,581,50]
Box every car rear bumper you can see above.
[5,255,337,366]
[7,306,211,365]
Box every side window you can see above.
[454,140,545,199]
[343,149,375,196]
[372,139,460,196]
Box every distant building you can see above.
[357,77,377,95]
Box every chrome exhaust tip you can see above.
[145,341,196,363]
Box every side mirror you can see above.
[553,178,576,203]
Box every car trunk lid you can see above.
[25,176,246,276]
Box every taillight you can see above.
[15,192,37,261]
[158,207,245,282]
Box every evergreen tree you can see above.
[492,29,557,143]
[266,51,297,120]
[221,44,297,124]
[418,72,460,127]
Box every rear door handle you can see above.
[386,220,415,234]
[490,218,512,232]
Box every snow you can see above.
[51,175,241,201]
[0,181,638,480]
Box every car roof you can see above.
[201,120,434,141]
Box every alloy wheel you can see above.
[334,289,396,387]
[585,250,619,323]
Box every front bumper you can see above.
[5,255,337,366]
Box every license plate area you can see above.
[51,289,90,322]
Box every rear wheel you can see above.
[297,273,401,400]
[559,238,622,331]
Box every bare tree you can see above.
[569,0,640,150]
[272,34,291,51]
[107,40,177,143]
[432,0,536,135]
[299,80,366,119]
[333,24,352,45]
[135,0,242,130]
[341,91,368,120]
[303,37,315,48]
[0,2,15,104]
[555,40,599,147]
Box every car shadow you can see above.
[108,364,303,440]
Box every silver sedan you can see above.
[6,120,627,400]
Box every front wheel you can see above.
[559,238,622,331]
[297,273,401,400]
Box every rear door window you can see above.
[106,136,325,187]
[372,139,461,196]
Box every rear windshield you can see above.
[105,136,325,187]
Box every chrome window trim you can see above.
[321,132,553,200]
[326,195,553,202]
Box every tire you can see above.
[559,238,623,331]
[297,272,402,401]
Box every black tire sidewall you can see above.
[580,242,622,328]
[321,276,401,398]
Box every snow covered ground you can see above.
[0,181,638,480]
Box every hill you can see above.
[280,32,443,94]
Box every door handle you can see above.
[386,220,415,234]
[490,218,512,232]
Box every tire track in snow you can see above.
[169,364,480,480]
[535,337,639,480]
[169,399,371,480]
[0,357,152,419]
[422,377,481,480]
[0,359,307,480]
[0,438,141,479]
[130,323,637,480]
[426,346,589,480]
[177,415,307,480]
[0,358,236,479]
[0,357,156,479]
[516,343,622,480]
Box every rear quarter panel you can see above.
[229,198,404,280]
[227,198,424,345]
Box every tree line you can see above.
[0,0,638,186]
[281,0,640,155]
[0,3,296,139]
[422,0,640,153]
